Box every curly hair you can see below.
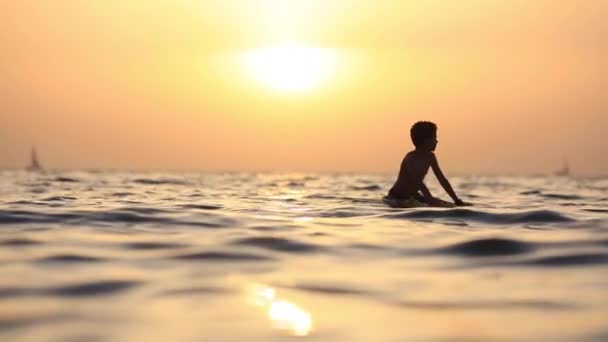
[410,121,437,147]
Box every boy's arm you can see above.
[430,154,469,205]
[419,182,433,199]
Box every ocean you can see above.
[1,171,607,341]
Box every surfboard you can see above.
[382,196,455,208]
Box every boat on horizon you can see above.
[26,148,43,172]
[553,158,569,176]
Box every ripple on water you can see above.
[318,208,376,218]
[0,312,76,332]
[159,286,231,296]
[520,190,542,195]
[281,283,373,296]
[520,253,608,267]
[0,209,237,228]
[1,281,141,298]
[584,209,608,213]
[280,282,573,311]
[178,204,223,210]
[35,254,106,264]
[347,243,387,251]
[304,194,338,200]
[110,192,134,197]
[132,178,190,186]
[113,207,172,215]
[52,177,80,183]
[385,208,575,224]
[172,251,274,262]
[250,224,300,232]
[394,299,575,311]
[0,287,32,298]
[0,210,77,224]
[541,193,584,200]
[0,238,41,246]
[349,185,382,191]
[439,238,534,257]
[7,200,44,206]
[48,280,140,297]
[231,236,324,253]
[464,252,608,269]
[41,196,77,202]
[123,242,188,250]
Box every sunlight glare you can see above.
[247,283,313,336]
[241,44,338,93]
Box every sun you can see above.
[241,44,338,93]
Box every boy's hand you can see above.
[454,198,472,206]
[427,197,443,206]
[428,197,453,207]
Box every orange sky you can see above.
[0,0,606,175]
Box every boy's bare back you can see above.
[389,150,434,198]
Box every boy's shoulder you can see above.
[402,150,415,163]
[405,150,435,161]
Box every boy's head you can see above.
[410,121,437,151]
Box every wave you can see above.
[110,192,135,197]
[172,251,274,262]
[158,286,230,296]
[541,193,584,200]
[349,185,382,191]
[439,238,534,256]
[231,236,324,253]
[52,177,80,183]
[0,311,76,331]
[178,204,222,210]
[123,241,188,250]
[0,238,41,246]
[584,209,608,213]
[462,253,608,269]
[35,254,106,264]
[517,253,608,267]
[41,196,77,202]
[384,208,575,224]
[394,299,574,311]
[318,207,378,218]
[520,190,542,195]
[48,280,140,297]
[278,283,373,296]
[304,194,338,200]
[520,190,585,200]
[282,281,573,311]
[1,280,140,298]
[0,205,584,228]
[0,208,237,228]
[132,178,190,186]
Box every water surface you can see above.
[1,171,607,341]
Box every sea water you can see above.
[1,171,607,341]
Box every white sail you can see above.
[554,157,569,176]
[27,148,43,171]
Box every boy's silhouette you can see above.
[385,121,471,207]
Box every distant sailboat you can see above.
[27,148,43,171]
[554,158,569,176]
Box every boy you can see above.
[385,121,470,207]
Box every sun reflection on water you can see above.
[247,283,313,336]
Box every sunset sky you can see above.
[1,0,606,175]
